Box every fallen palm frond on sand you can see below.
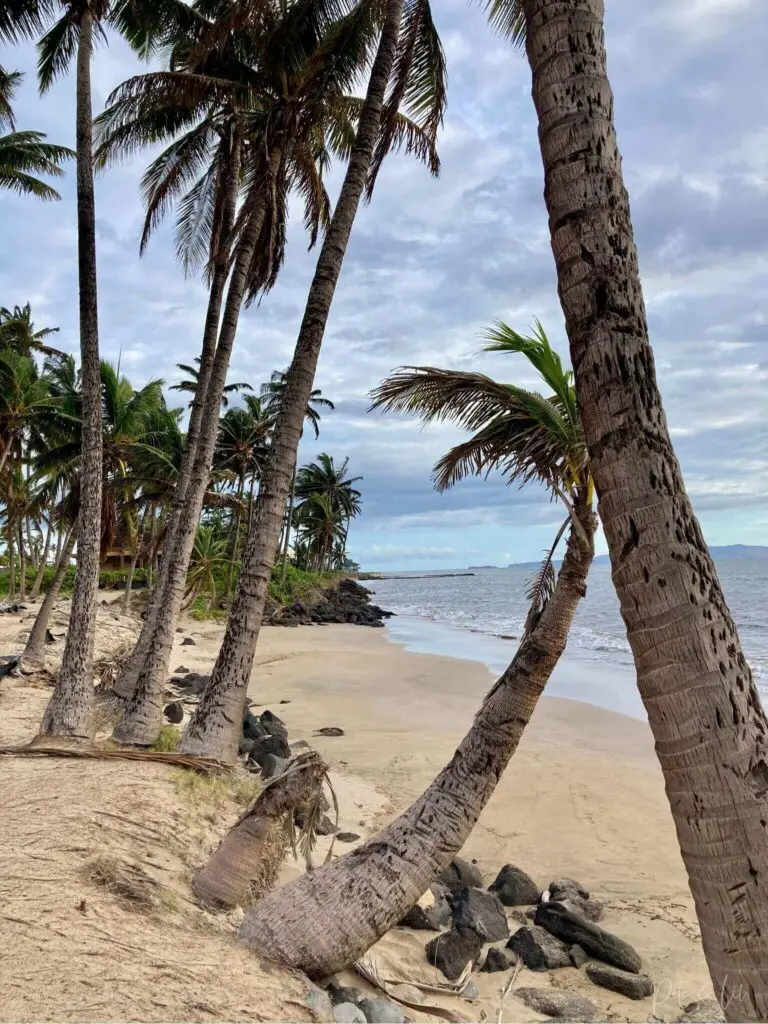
[0,743,225,774]
[354,955,474,1023]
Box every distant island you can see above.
[593,544,768,564]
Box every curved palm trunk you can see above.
[113,161,279,746]
[30,519,53,600]
[23,527,77,666]
[17,521,26,601]
[180,0,404,761]
[238,513,594,974]
[279,466,297,586]
[40,12,102,742]
[122,533,142,614]
[523,2,768,1018]
[7,526,15,602]
[227,477,245,599]
[114,137,242,700]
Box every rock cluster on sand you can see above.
[265,579,393,628]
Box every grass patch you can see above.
[188,596,227,622]
[150,725,181,752]
[268,565,338,607]
[173,768,261,811]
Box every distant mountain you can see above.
[593,544,768,565]
[468,564,498,570]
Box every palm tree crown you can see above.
[170,357,253,408]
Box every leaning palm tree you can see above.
[0,65,73,200]
[1,0,184,740]
[0,303,66,358]
[171,357,253,409]
[203,324,597,966]
[294,453,362,568]
[481,4,768,1017]
[179,0,446,760]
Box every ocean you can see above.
[366,559,768,720]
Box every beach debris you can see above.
[327,983,364,1006]
[585,962,654,1000]
[400,885,452,931]
[247,734,291,768]
[549,877,590,901]
[534,902,641,973]
[489,864,540,906]
[358,998,405,1023]
[0,603,27,613]
[336,831,361,843]
[481,948,513,973]
[674,999,726,1023]
[439,857,483,895]
[569,943,589,967]
[451,886,509,941]
[507,925,571,971]
[315,726,345,736]
[333,1003,366,1024]
[0,655,22,679]
[181,636,196,645]
[425,928,483,981]
[516,986,599,1022]
[163,701,184,724]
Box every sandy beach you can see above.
[0,601,714,1022]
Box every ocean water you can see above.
[367,559,768,720]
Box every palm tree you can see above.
[481,3,768,1016]
[112,0,436,747]
[0,64,73,200]
[184,524,228,610]
[0,303,66,359]
[294,453,362,569]
[179,0,445,761]
[261,369,335,579]
[1,2,185,740]
[202,323,595,963]
[0,347,51,475]
[171,357,253,409]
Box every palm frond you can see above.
[522,516,569,637]
[37,12,79,93]
[480,0,526,47]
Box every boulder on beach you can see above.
[425,928,482,981]
[451,886,509,942]
[516,987,599,1022]
[507,925,571,971]
[550,877,590,901]
[163,701,184,724]
[585,962,654,1000]
[534,901,642,973]
[438,857,482,895]
[399,886,452,931]
[489,864,540,906]
[481,947,513,973]
[357,998,404,1024]
[247,734,291,767]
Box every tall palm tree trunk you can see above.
[238,512,594,974]
[523,2,768,1017]
[7,526,15,602]
[30,518,53,600]
[113,165,279,747]
[122,512,145,614]
[227,477,245,599]
[23,527,77,666]
[279,466,297,586]
[40,12,102,742]
[180,0,405,762]
[113,135,242,701]
[17,521,26,601]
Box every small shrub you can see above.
[151,726,181,752]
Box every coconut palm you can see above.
[208,323,596,963]
[180,0,445,761]
[294,453,362,568]
[0,64,73,200]
[0,347,51,475]
[171,357,253,409]
[468,4,768,1015]
[184,524,228,609]
[0,303,66,359]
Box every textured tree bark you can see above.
[523,2,768,1018]
[180,0,404,761]
[238,513,595,974]
[17,522,26,602]
[113,163,278,746]
[279,467,297,587]
[7,526,15,602]
[29,519,53,600]
[122,532,142,614]
[23,527,77,666]
[40,12,101,742]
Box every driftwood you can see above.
[193,751,331,909]
[0,743,225,774]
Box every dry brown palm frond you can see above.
[522,515,570,639]
[0,744,226,774]
[354,956,473,1022]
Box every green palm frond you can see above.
[480,0,526,47]
[0,129,74,201]
[0,65,23,130]
[522,515,569,637]
[0,1,57,45]
[37,11,79,93]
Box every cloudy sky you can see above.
[1,0,766,569]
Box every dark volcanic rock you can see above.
[357,998,404,1024]
[327,984,363,1006]
[163,701,184,724]
[238,737,257,756]
[451,886,509,942]
[550,877,590,901]
[172,671,209,695]
[315,726,345,736]
[481,948,512,973]
[260,753,288,779]
[438,857,483,895]
[336,831,361,843]
[243,711,267,741]
[489,864,540,906]
[181,636,196,645]
[425,928,483,981]
[557,896,603,922]
[535,902,642,973]
[174,665,190,674]
[260,710,288,740]
[585,962,654,1000]
[570,944,589,967]
[400,886,452,931]
[674,1000,726,1023]
[516,987,598,1022]
[247,734,291,767]
[268,578,394,629]
[507,925,571,971]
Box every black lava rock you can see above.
[451,886,509,942]
[181,636,196,646]
[489,864,540,906]
[481,948,512,973]
[336,831,361,843]
[260,753,288,779]
[570,943,589,967]
[243,711,267,741]
[438,857,483,895]
[425,928,483,981]
[174,665,190,674]
[550,877,590,901]
[327,984,363,1006]
[172,671,209,695]
[534,902,642,973]
[507,925,571,971]
[516,987,598,1022]
[247,734,291,767]
[163,701,184,724]
[586,962,654,1000]
[400,886,452,931]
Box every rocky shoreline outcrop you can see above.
[264,578,393,629]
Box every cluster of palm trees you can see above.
[1,0,766,1016]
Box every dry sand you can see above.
[0,599,714,1022]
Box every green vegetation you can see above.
[150,725,181,753]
